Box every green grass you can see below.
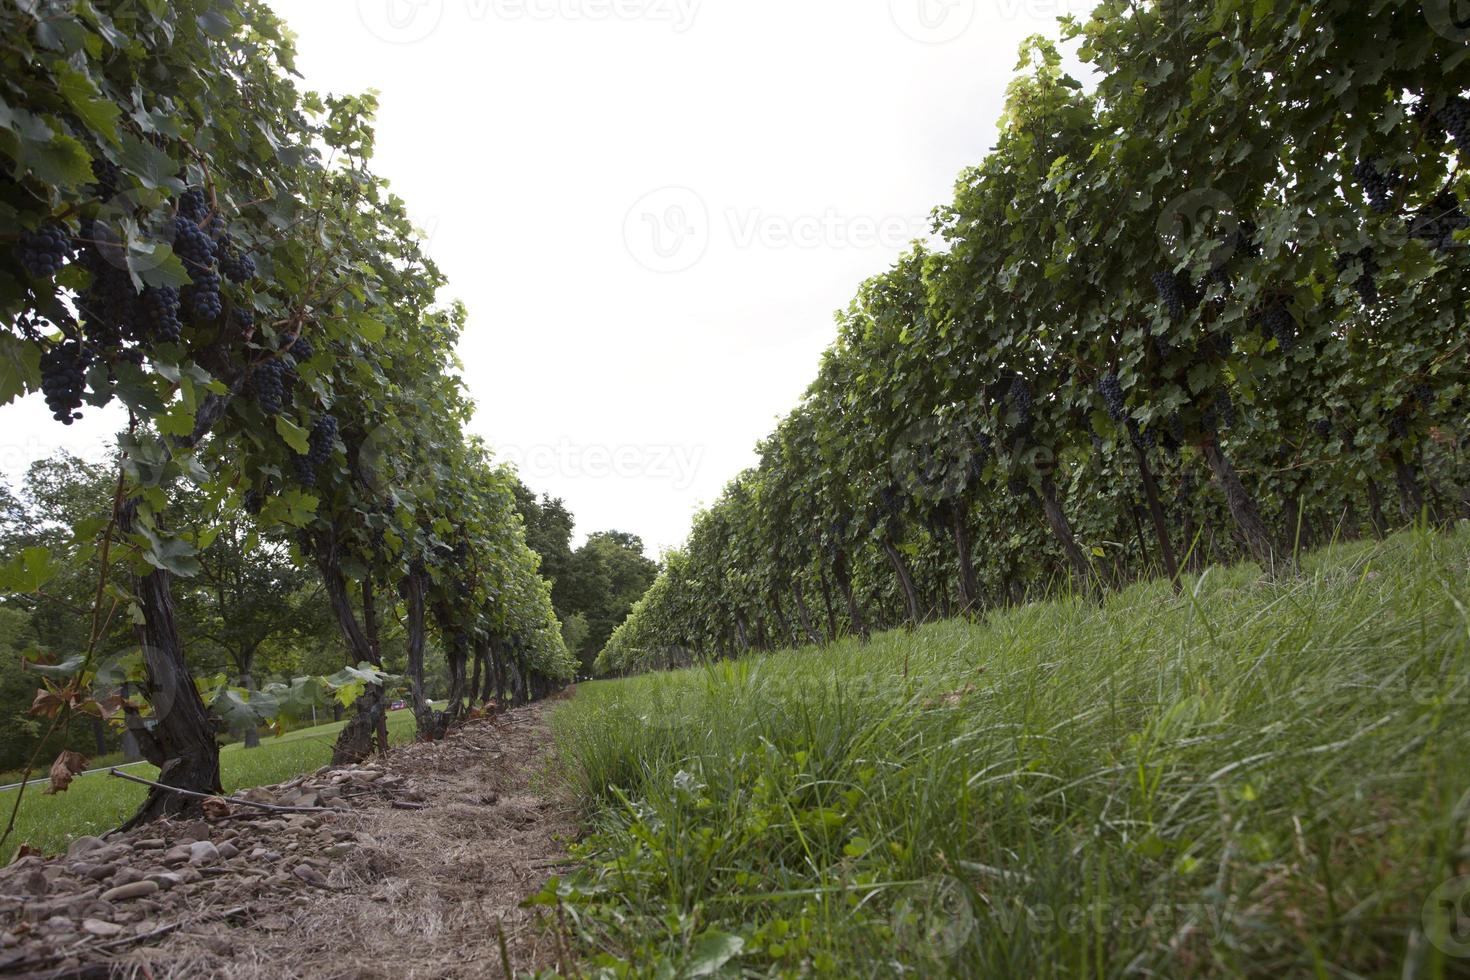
[546,527,1470,978]
[1,704,439,859]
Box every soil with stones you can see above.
[0,694,579,979]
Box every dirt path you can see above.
[0,696,579,979]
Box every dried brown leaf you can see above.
[201,796,232,820]
[43,749,88,795]
[28,687,66,719]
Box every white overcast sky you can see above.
[1,0,1095,557]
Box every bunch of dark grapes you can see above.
[243,490,264,516]
[1202,267,1232,315]
[308,414,338,469]
[75,232,136,350]
[91,159,122,199]
[1233,219,1262,259]
[1352,160,1399,214]
[1440,96,1470,159]
[1214,387,1238,428]
[1388,413,1409,441]
[878,483,903,518]
[218,245,256,284]
[1411,193,1469,252]
[1414,383,1436,413]
[1009,376,1034,427]
[288,335,314,364]
[251,360,287,416]
[1162,422,1181,458]
[16,224,72,279]
[291,452,317,488]
[234,307,254,332]
[1334,248,1380,305]
[184,270,223,321]
[40,341,91,424]
[137,286,182,344]
[1313,419,1333,441]
[179,188,209,223]
[173,215,215,273]
[1007,475,1032,499]
[1098,372,1126,421]
[1261,301,1296,353]
[1152,271,1188,319]
[1127,417,1156,451]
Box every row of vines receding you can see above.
[596,0,1470,677]
[0,0,575,838]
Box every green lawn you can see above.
[1,704,439,859]
[546,527,1470,978]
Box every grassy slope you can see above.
[1,705,437,859]
[547,528,1470,978]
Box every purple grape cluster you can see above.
[40,341,91,424]
[1352,160,1399,214]
[179,188,209,223]
[1152,270,1188,319]
[1099,372,1126,421]
[218,245,256,284]
[91,159,122,199]
[1440,96,1470,158]
[252,360,286,416]
[1261,301,1296,353]
[16,224,72,279]
[1334,248,1380,305]
[1411,193,1469,253]
[137,286,183,344]
[1009,376,1034,427]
